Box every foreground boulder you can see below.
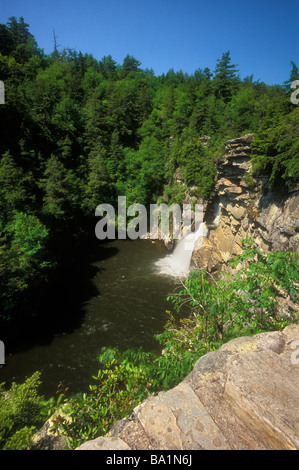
[77,324,299,451]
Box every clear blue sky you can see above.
[1,0,298,85]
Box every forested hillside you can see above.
[0,16,298,329]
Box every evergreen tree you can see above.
[213,50,239,102]
[2,16,39,62]
[41,155,70,220]
[99,55,117,79]
[0,152,32,224]
[120,54,141,78]
[283,61,299,92]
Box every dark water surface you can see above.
[0,239,178,398]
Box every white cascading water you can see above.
[155,222,209,278]
[213,202,220,226]
[155,202,220,278]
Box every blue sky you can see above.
[1,0,298,85]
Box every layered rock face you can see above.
[77,324,299,450]
[75,138,299,451]
[192,134,299,271]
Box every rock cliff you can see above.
[36,134,298,451]
[75,134,299,451]
[192,134,299,271]
[77,324,299,450]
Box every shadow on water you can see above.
[0,239,120,395]
[0,236,177,398]
[3,240,119,354]
[36,242,120,340]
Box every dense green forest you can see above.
[0,16,298,332]
[0,16,298,451]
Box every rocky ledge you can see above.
[192,134,299,272]
[77,324,299,451]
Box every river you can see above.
[0,238,180,398]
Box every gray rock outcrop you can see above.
[192,134,299,271]
[77,324,299,451]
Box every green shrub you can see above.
[251,108,299,188]
[0,371,45,450]
[166,240,298,347]
[48,348,157,449]
[49,240,298,449]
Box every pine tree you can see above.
[41,155,69,219]
[120,54,141,78]
[213,51,239,102]
[4,16,38,63]
[283,61,299,93]
[99,55,117,79]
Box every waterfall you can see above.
[213,202,220,227]
[154,201,220,278]
[155,222,208,278]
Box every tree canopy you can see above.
[0,16,297,328]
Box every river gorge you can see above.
[0,238,183,398]
[1,132,298,402]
